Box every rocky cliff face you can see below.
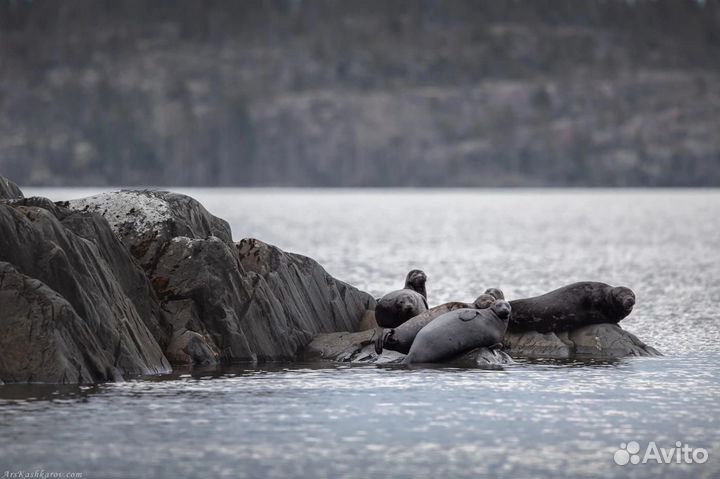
[1,0,718,187]
[66,190,375,364]
[0,178,374,383]
[0,197,171,383]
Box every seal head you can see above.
[404,269,428,299]
[491,300,512,320]
[609,286,635,317]
[484,288,505,300]
[473,293,497,309]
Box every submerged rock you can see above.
[504,323,661,359]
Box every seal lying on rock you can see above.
[508,281,635,333]
[404,300,512,364]
[374,270,429,329]
[375,290,503,355]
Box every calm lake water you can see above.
[3,188,719,479]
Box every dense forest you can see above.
[1,0,719,186]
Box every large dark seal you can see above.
[404,300,512,364]
[375,290,503,355]
[374,270,429,329]
[508,281,635,333]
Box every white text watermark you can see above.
[614,441,709,466]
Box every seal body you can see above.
[508,282,635,333]
[404,300,512,364]
[374,270,429,329]
[376,291,502,355]
[374,289,428,328]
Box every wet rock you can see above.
[504,323,661,359]
[0,177,23,200]
[306,322,660,364]
[503,331,574,359]
[568,324,662,358]
[447,348,515,369]
[303,330,377,361]
[303,330,514,368]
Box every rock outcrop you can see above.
[305,322,661,365]
[0,177,23,200]
[0,179,375,383]
[0,196,172,383]
[504,324,661,359]
[0,262,141,383]
[0,175,661,383]
[66,190,375,364]
[303,329,515,368]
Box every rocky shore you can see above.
[0,176,659,383]
[0,177,373,383]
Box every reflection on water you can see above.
[1,358,718,479]
[8,188,720,478]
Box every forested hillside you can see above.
[1,0,719,186]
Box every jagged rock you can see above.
[303,329,514,368]
[237,238,375,335]
[504,323,661,359]
[0,262,127,383]
[65,190,232,272]
[0,177,23,199]
[0,197,171,383]
[65,190,375,364]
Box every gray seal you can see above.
[508,281,635,333]
[374,269,428,329]
[403,300,512,364]
[484,288,505,300]
[375,290,503,355]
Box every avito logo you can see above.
[614,441,709,466]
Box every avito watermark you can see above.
[614,441,709,466]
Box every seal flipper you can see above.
[488,342,503,351]
[374,328,392,355]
